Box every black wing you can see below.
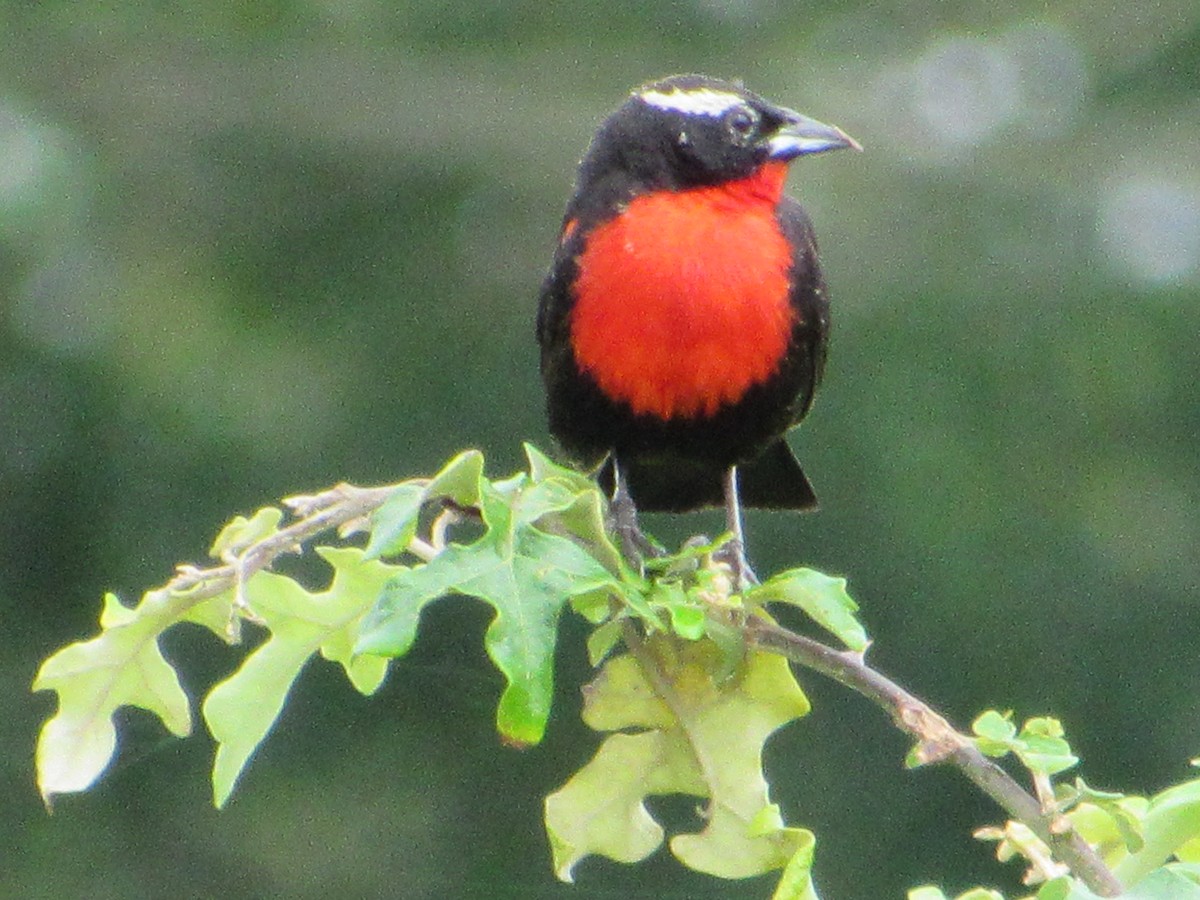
[777,195,830,426]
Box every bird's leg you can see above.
[609,459,655,566]
[718,465,758,591]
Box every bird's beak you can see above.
[767,109,863,160]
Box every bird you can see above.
[536,74,859,584]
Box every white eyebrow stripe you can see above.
[638,87,745,117]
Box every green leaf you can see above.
[523,442,596,494]
[1176,836,1200,863]
[1018,717,1079,776]
[1115,780,1200,887]
[908,889,951,900]
[586,619,624,666]
[32,589,212,806]
[358,473,626,747]
[770,828,819,900]
[970,712,1077,776]
[1173,862,1200,884]
[208,506,284,559]
[1040,867,1200,899]
[363,483,427,560]
[546,636,811,885]
[749,568,868,651]
[665,600,707,640]
[646,579,706,640]
[972,709,1017,756]
[203,547,398,807]
[364,450,484,559]
[643,532,730,576]
[1064,787,1147,858]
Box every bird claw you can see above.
[609,464,659,568]
[714,536,759,593]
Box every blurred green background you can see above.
[4,2,1199,897]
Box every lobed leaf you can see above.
[546,636,811,887]
[32,586,233,807]
[358,459,632,747]
[750,568,868,651]
[203,547,399,806]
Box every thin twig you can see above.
[165,483,399,609]
[744,617,1124,897]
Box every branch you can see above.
[168,482,405,609]
[744,617,1124,898]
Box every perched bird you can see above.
[536,74,859,580]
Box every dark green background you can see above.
[4,3,1199,897]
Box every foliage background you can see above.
[4,2,1198,897]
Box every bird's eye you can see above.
[725,106,760,141]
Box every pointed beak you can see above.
[767,109,863,160]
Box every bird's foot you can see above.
[609,473,658,568]
[613,516,658,568]
[714,537,759,594]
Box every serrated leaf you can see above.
[750,568,868,651]
[1024,717,1065,739]
[546,637,810,883]
[1067,777,1133,805]
[643,532,730,575]
[569,586,617,624]
[202,547,399,807]
[33,590,199,806]
[180,588,241,643]
[358,476,626,747]
[524,443,656,583]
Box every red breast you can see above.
[569,162,796,421]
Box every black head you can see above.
[568,74,859,217]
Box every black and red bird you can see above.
[536,74,859,574]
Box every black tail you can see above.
[597,439,818,513]
[737,438,819,511]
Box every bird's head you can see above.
[575,74,861,200]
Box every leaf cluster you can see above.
[30,446,1200,898]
